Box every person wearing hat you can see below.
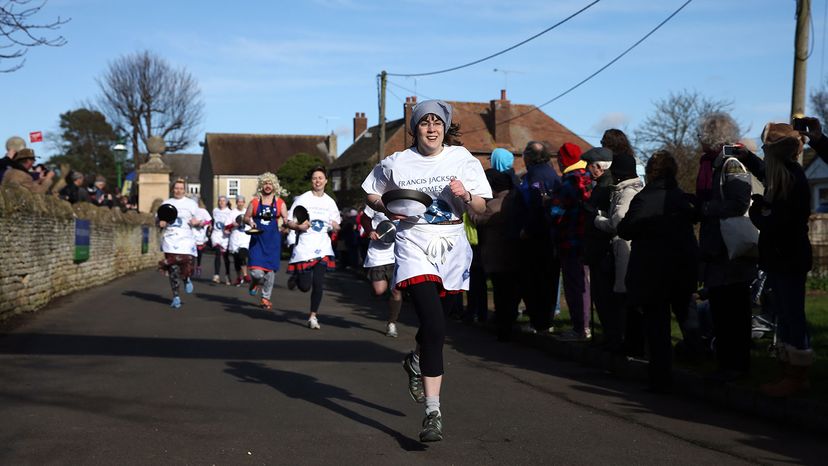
[362,99,492,442]
[0,136,26,183]
[58,171,90,204]
[744,123,815,397]
[579,146,616,349]
[550,142,593,341]
[91,175,113,207]
[1,148,54,194]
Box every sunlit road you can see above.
[0,266,824,465]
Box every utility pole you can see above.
[792,0,810,121]
[378,71,387,165]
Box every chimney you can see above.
[353,112,367,141]
[490,89,512,149]
[403,96,418,148]
[326,132,337,163]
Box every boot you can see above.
[760,345,813,398]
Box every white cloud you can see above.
[591,112,631,133]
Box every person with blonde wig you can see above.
[244,172,289,310]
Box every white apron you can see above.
[394,221,471,291]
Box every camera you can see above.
[792,117,807,132]
[722,144,743,156]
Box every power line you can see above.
[388,80,434,101]
[463,0,694,135]
[386,0,602,78]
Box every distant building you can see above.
[329,91,591,202]
[804,149,828,211]
[199,132,337,209]
[161,153,202,197]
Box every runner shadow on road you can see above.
[224,361,426,452]
[122,291,172,305]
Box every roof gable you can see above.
[161,153,202,181]
[205,133,332,176]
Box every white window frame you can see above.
[227,178,240,198]
[188,184,200,195]
[332,172,342,191]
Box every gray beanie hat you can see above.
[410,100,452,133]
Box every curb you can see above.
[471,323,828,433]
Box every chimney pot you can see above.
[501,89,507,100]
[353,112,368,141]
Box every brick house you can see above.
[329,90,591,204]
[199,132,337,209]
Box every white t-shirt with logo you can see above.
[288,191,341,263]
[160,196,199,256]
[210,207,234,249]
[363,205,395,268]
[192,207,211,246]
[361,145,492,290]
[228,207,251,253]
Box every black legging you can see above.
[214,247,230,276]
[297,261,326,313]
[407,281,457,378]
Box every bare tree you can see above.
[1,0,68,72]
[634,90,733,191]
[97,50,204,164]
[810,80,828,126]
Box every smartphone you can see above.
[722,144,742,156]
[793,117,807,132]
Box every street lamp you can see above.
[112,143,128,191]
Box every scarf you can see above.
[696,151,717,202]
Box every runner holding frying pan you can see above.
[360,205,402,338]
[362,99,492,442]
[285,165,341,329]
[157,179,201,309]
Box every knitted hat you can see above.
[557,143,582,168]
[410,100,452,134]
[610,152,638,182]
[761,122,803,155]
[490,148,514,173]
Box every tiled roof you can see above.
[161,153,202,182]
[204,133,332,176]
[330,119,405,170]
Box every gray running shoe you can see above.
[402,352,425,403]
[419,411,443,442]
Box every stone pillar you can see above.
[137,137,171,213]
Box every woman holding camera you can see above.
[748,123,814,397]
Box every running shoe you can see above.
[225,277,232,286]
[170,296,182,309]
[260,298,272,310]
[212,274,220,283]
[248,283,259,297]
[287,274,298,291]
[402,352,425,403]
[386,322,398,338]
[184,279,194,294]
[308,316,321,329]
[419,411,443,442]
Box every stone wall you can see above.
[810,213,828,274]
[0,185,162,320]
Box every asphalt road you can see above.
[0,265,825,465]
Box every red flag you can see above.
[29,131,43,143]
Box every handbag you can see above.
[718,157,759,260]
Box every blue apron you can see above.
[248,197,282,272]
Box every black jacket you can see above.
[617,177,698,304]
[749,161,812,273]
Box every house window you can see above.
[227,179,240,197]
[188,184,201,195]
[332,172,342,191]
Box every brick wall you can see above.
[0,185,162,321]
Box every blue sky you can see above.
[0,0,823,158]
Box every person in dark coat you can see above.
[470,168,520,341]
[747,123,815,397]
[515,141,561,334]
[617,150,699,392]
[695,112,756,381]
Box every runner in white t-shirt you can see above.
[360,205,402,337]
[284,165,341,330]
[211,196,234,285]
[192,198,212,278]
[157,179,201,309]
[362,100,492,443]
[228,195,252,286]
